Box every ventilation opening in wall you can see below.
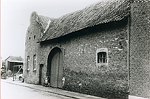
[33,54,36,71]
[34,35,36,39]
[96,48,108,66]
[27,56,30,71]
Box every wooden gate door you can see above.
[50,49,63,88]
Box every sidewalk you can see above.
[1,78,149,99]
[1,78,104,99]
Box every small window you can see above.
[33,54,36,71]
[34,35,36,39]
[29,37,31,40]
[96,48,108,66]
[97,52,107,63]
[27,56,30,71]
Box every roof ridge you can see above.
[38,0,130,42]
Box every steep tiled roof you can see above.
[39,0,131,42]
[38,15,52,33]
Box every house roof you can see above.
[37,15,52,33]
[5,56,23,63]
[38,0,131,42]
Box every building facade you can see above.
[5,56,23,73]
[24,0,150,98]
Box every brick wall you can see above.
[24,12,42,84]
[39,19,129,98]
[130,1,150,98]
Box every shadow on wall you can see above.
[63,68,129,99]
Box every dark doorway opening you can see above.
[39,64,43,85]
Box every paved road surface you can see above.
[1,80,73,99]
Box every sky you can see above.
[1,0,109,60]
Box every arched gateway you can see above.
[47,47,63,88]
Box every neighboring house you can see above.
[2,60,6,69]
[24,0,150,98]
[5,56,23,73]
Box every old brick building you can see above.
[24,0,150,98]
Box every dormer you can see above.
[37,15,51,37]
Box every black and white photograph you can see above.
[1,0,150,99]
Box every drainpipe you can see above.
[127,8,131,94]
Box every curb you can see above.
[2,79,149,99]
[2,79,104,99]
